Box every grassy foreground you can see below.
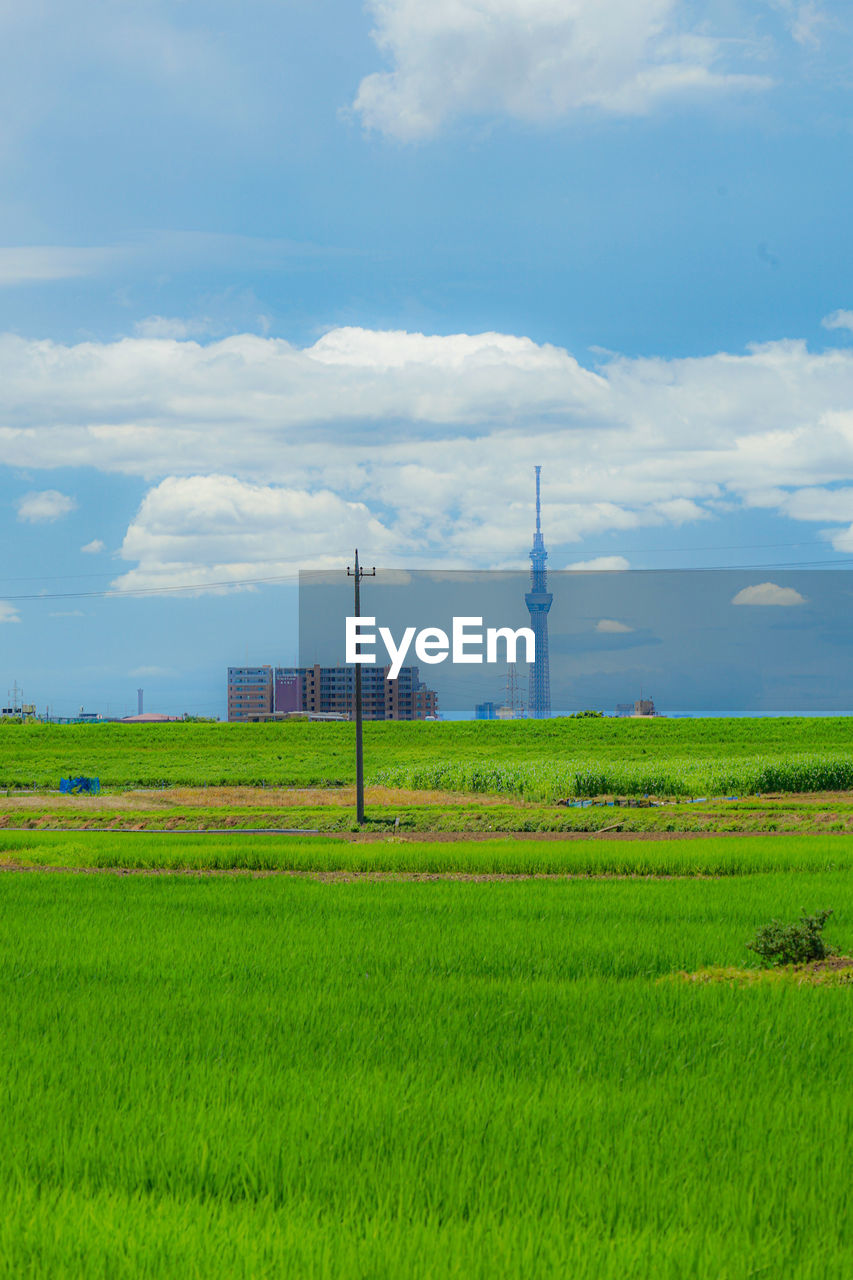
[1,868,852,1278]
[3,716,853,795]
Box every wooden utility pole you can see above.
[347,550,375,824]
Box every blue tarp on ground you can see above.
[60,776,100,795]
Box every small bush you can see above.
[746,909,836,967]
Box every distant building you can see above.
[227,664,438,722]
[614,699,659,717]
[2,703,36,720]
[227,666,274,721]
[274,669,301,714]
[495,704,516,720]
[475,701,499,720]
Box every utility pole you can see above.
[347,549,375,824]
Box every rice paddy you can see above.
[3,721,853,1276]
[2,867,852,1278]
[3,829,853,876]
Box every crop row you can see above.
[374,754,853,798]
[3,831,853,875]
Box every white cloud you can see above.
[769,0,826,49]
[130,665,177,678]
[731,582,806,606]
[652,497,709,524]
[596,618,634,633]
[0,246,115,286]
[15,490,77,523]
[111,475,398,592]
[80,539,106,554]
[0,602,21,624]
[49,610,85,618]
[822,310,853,333]
[353,0,772,140]
[823,525,853,554]
[134,315,214,340]
[566,556,631,571]
[6,325,853,588]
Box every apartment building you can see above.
[227,664,438,721]
[227,666,273,721]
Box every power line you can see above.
[0,572,300,602]
[576,538,838,555]
[0,537,844,589]
[2,554,853,605]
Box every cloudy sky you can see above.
[3,0,853,716]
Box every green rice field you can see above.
[3,829,853,875]
[1,830,852,1277]
[3,716,853,794]
[4,720,853,1276]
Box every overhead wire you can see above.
[2,551,853,603]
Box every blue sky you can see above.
[2,0,853,717]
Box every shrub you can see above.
[746,909,836,967]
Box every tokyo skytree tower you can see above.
[525,465,552,719]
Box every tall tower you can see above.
[525,465,552,718]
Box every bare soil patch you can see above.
[0,785,514,811]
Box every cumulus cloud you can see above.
[566,556,631,571]
[15,490,77,523]
[353,0,772,140]
[596,618,634,633]
[0,602,21,624]
[111,475,398,591]
[5,324,853,589]
[822,309,853,332]
[731,582,807,606]
[80,539,106,554]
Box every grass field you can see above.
[4,721,853,1276]
[3,716,853,795]
[1,863,851,1278]
[4,829,853,875]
